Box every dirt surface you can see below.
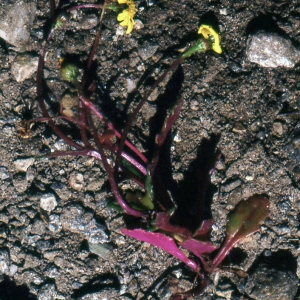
[1,0,300,299]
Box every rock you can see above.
[221,178,242,193]
[69,171,84,191]
[245,264,298,300]
[60,204,108,243]
[11,53,38,82]
[40,193,57,212]
[233,122,246,133]
[37,283,57,300]
[78,289,131,300]
[0,248,10,275]
[9,264,18,277]
[0,1,37,49]
[138,43,159,61]
[48,214,62,233]
[12,172,29,193]
[126,78,136,93]
[0,166,9,180]
[13,157,35,172]
[246,32,300,68]
[273,122,283,136]
[88,242,114,259]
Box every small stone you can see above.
[88,242,114,259]
[37,283,57,300]
[60,93,78,118]
[126,78,136,93]
[11,53,38,82]
[138,43,159,61]
[13,157,35,172]
[273,122,283,136]
[0,167,9,180]
[134,19,144,30]
[48,214,62,233]
[190,100,199,110]
[69,171,84,191]
[246,32,300,68]
[173,133,182,143]
[222,179,242,193]
[60,204,108,243]
[12,173,29,193]
[40,193,57,212]
[9,264,18,276]
[0,1,37,48]
[0,248,10,275]
[233,122,246,133]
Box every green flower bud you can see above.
[60,63,79,83]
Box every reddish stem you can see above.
[115,56,184,170]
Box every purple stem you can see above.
[67,4,103,13]
[86,106,144,217]
[115,56,184,169]
[79,95,148,164]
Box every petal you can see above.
[126,19,134,34]
[118,0,127,3]
[120,19,129,26]
[117,11,128,22]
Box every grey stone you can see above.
[12,172,29,193]
[48,214,62,233]
[0,1,37,49]
[0,166,9,180]
[138,43,159,61]
[245,264,298,300]
[246,32,300,68]
[40,193,57,212]
[88,242,114,259]
[0,248,10,275]
[13,157,35,172]
[37,283,57,300]
[11,53,38,82]
[60,204,108,243]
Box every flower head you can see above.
[117,0,136,34]
[198,24,222,54]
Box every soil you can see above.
[1,0,300,299]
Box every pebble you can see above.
[60,204,108,243]
[272,122,283,136]
[69,171,84,191]
[48,214,62,233]
[0,248,10,275]
[37,283,57,300]
[40,193,57,212]
[246,32,300,68]
[138,43,159,61]
[0,1,37,49]
[13,157,35,172]
[88,242,114,259]
[126,78,136,93]
[221,178,242,193]
[233,122,246,134]
[12,172,29,193]
[245,264,297,300]
[11,53,38,82]
[0,166,10,180]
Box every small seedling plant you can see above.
[27,0,271,298]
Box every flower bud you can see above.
[60,63,79,83]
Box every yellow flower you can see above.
[198,25,222,54]
[117,0,136,34]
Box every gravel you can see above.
[0,0,300,299]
